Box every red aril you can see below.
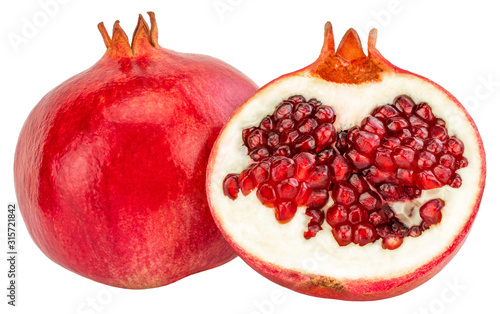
[14,13,258,288]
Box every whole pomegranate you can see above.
[14,12,257,288]
[207,24,486,300]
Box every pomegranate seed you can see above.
[297,118,318,134]
[408,115,429,128]
[416,170,443,190]
[307,98,322,106]
[259,115,274,131]
[256,183,277,207]
[408,226,422,237]
[239,167,256,196]
[372,105,399,121]
[332,182,357,205]
[363,165,393,185]
[275,201,297,224]
[395,128,412,141]
[391,221,409,238]
[396,168,414,185]
[361,116,386,137]
[369,209,387,226]
[267,132,280,148]
[329,155,352,182]
[430,125,448,141]
[251,161,271,184]
[347,126,360,143]
[247,129,267,150]
[346,148,372,170]
[394,95,415,116]
[314,105,336,123]
[352,223,377,246]
[348,173,369,194]
[380,136,401,149]
[308,165,330,189]
[377,183,402,202]
[293,102,313,121]
[287,95,306,105]
[336,131,349,154]
[386,116,410,133]
[223,174,240,200]
[294,134,316,152]
[435,118,446,127]
[332,224,352,246]
[317,148,335,165]
[250,147,270,161]
[273,102,293,120]
[411,126,429,139]
[449,174,462,188]
[358,190,381,211]
[417,151,437,169]
[445,137,464,156]
[273,145,291,157]
[276,178,300,200]
[304,223,323,240]
[314,123,336,151]
[277,118,295,133]
[376,225,392,238]
[456,157,468,169]
[305,189,329,208]
[392,146,415,169]
[280,129,300,145]
[439,154,456,169]
[295,182,312,206]
[306,207,325,224]
[402,137,424,150]
[242,126,257,146]
[326,204,348,227]
[415,102,435,123]
[271,157,296,182]
[348,204,368,224]
[419,198,444,225]
[293,152,316,181]
[382,234,403,250]
[433,165,452,183]
[353,130,381,155]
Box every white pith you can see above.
[208,71,482,280]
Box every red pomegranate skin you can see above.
[14,14,257,288]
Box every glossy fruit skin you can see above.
[13,14,257,288]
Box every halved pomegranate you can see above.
[207,23,486,300]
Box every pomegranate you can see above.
[13,13,257,288]
[207,24,486,300]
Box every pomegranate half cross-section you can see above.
[207,23,486,300]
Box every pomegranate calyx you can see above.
[311,23,387,84]
[98,12,160,59]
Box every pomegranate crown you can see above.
[97,11,159,58]
[311,22,392,84]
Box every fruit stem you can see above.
[98,12,160,59]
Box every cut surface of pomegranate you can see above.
[207,23,485,300]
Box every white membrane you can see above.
[208,72,483,280]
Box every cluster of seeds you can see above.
[222,95,467,249]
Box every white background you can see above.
[1,0,499,313]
